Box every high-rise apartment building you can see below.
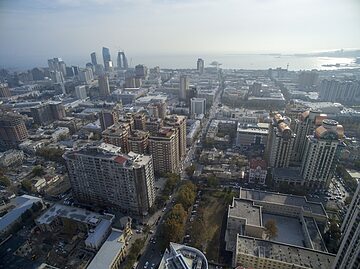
[145,117,163,135]
[149,127,179,175]
[102,123,130,153]
[63,144,156,216]
[298,70,319,88]
[301,119,344,189]
[0,83,11,98]
[190,97,206,116]
[75,85,87,100]
[134,113,146,131]
[164,115,187,161]
[179,75,189,101]
[0,111,28,150]
[128,130,149,154]
[90,52,97,66]
[319,79,360,104]
[31,102,66,125]
[148,101,167,120]
[266,113,295,168]
[99,109,119,131]
[98,75,110,96]
[197,58,204,74]
[333,183,360,269]
[292,111,326,162]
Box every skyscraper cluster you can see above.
[268,111,344,189]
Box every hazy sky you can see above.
[0,0,359,68]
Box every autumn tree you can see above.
[163,204,187,244]
[176,181,197,210]
[265,219,278,239]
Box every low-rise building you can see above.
[0,195,43,235]
[158,242,208,269]
[248,159,267,184]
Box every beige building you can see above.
[301,119,345,189]
[128,130,149,154]
[102,123,130,153]
[266,113,295,168]
[63,143,155,216]
[164,115,187,161]
[148,127,179,175]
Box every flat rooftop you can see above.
[262,213,305,247]
[87,229,125,269]
[236,235,335,269]
[36,204,106,226]
[229,199,262,227]
[239,188,327,217]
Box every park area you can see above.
[187,189,235,264]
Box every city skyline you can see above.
[1,0,360,68]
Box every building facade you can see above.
[63,144,155,216]
[148,127,179,175]
[0,111,28,150]
[301,119,344,189]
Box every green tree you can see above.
[31,165,45,177]
[163,204,188,244]
[265,219,278,239]
[176,181,197,210]
[344,196,353,206]
[207,175,219,188]
[21,179,33,193]
[37,147,65,164]
[0,175,11,187]
[185,165,196,178]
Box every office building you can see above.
[158,242,208,269]
[0,83,11,98]
[319,79,360,104]
[266,113,295,168]
[301,119,344,189]
[179,75,189,101]
[164,115,187,161]
[190,97,206,116]
[104,60,113,72]
[149,127,179,174]
[197,58,204,74]
[91,52,97,66]
[128,130,149,154]
[333,183,360,269]
[75,85,87,100]
[135,64,148,79]
[99,109,119,131]
[48,57,66,76]
[0,112,28,150]
[117,51,128,69]
[99,75,110,96]
[102,47,111,67]
[63,144,156,215]
[236,123,269,149]
[78,68,93,84]
[102,123,130,153]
